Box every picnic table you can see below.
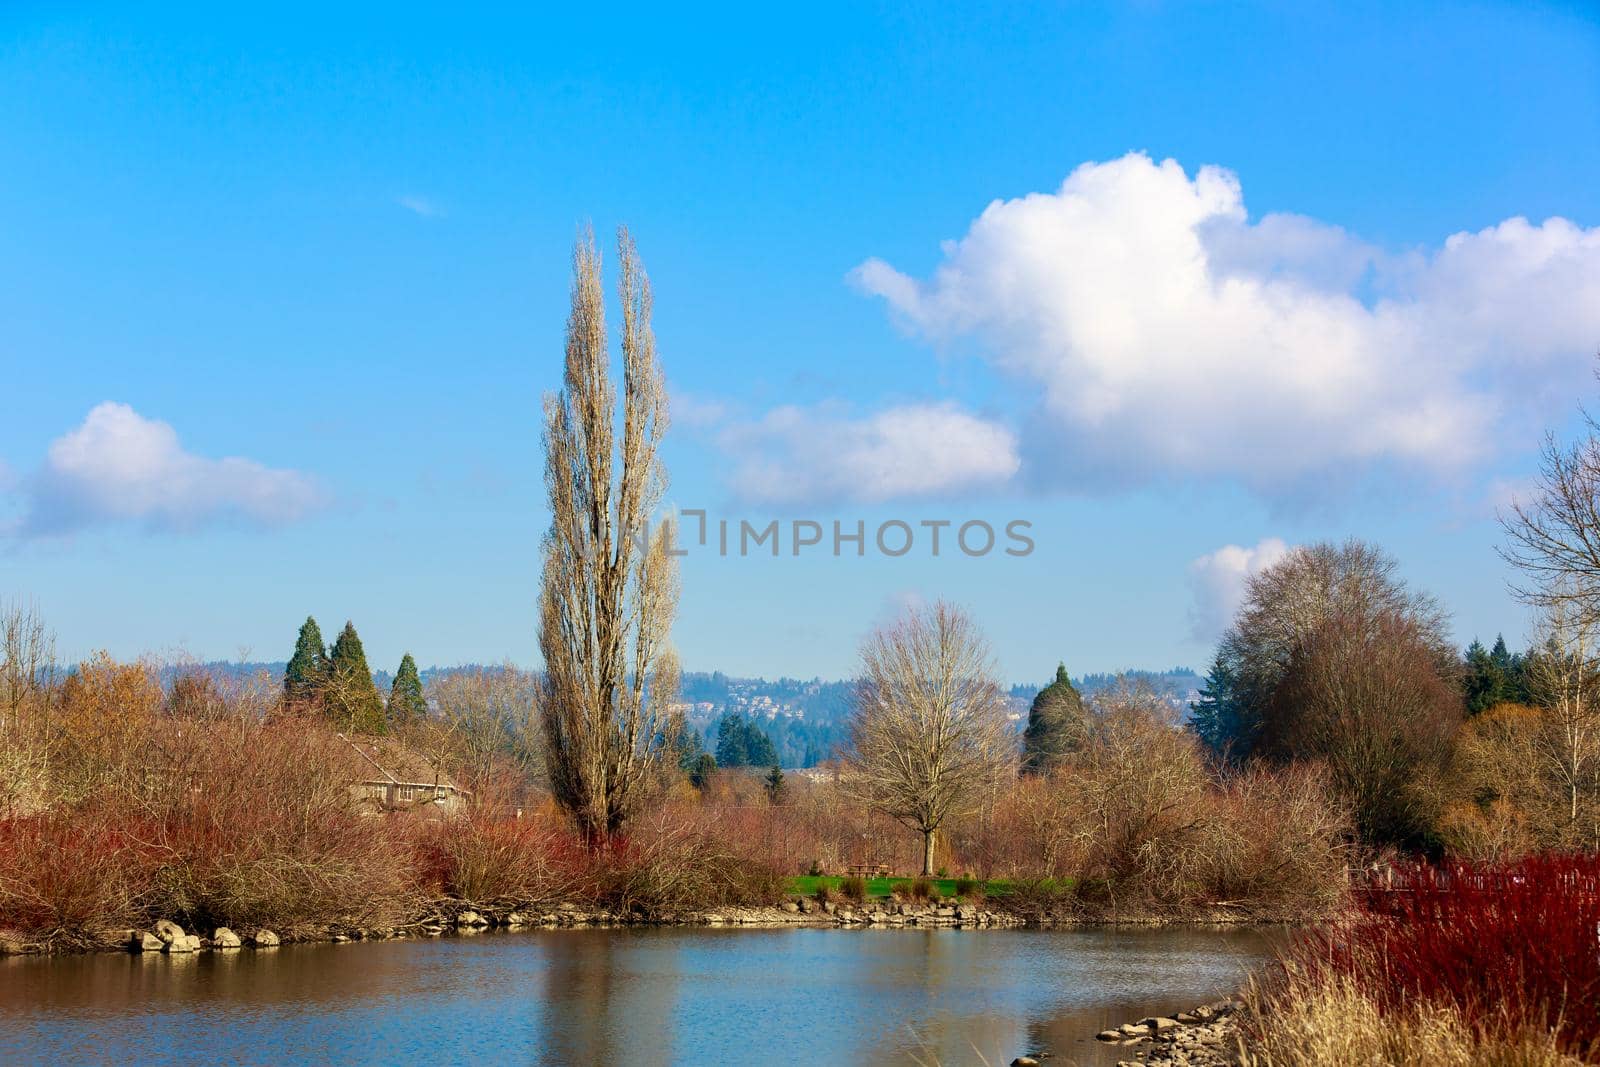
[847,863,892,878]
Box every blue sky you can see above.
[3,2,1599,682]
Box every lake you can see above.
[0,927,1275,1066]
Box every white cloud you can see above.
[7,402,327,538]
[669,389,730,430]
[853,153,1600,496]
[1187,537,1292,643]
[396,194,441,218]
[721,401,1020,504]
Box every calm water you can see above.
[0,927,1274,1066]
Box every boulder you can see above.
[1011,1059,1041,1067]
[153,919,186,945]
[504,912,529,927]
[251,929,281,947]
[1140,1017,1179,1033]
[212,928,242,948]
[780,901,800,914]
[456,910,488,927]
[165,934,201,953]
[1120,1022,1150,1037]
[1096,1030,1122,1042]
[132,931,164,952]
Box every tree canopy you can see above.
[387,652,428,725]
[1021,662,1086,775]
[327,621,386,734]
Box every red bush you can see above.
[1289,854,1600,1055]
[0,810,161,941]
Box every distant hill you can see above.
[164,661,1197,770]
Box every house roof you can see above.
[336,733,468,793]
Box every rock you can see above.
[165,933,201,953]
[212,927,241,948]
[131,931,164,952]
[1140,1017,1180,1033]
[153,919,186,944]
[251,929,281,947]
[504,912,529,927]
[1120,1022,1150,1037]
[780,901,800,913]
[1011,1058,1041,1066]
[1096,1030,1122,1042]
[934,906,956,918]
[456,910,488,927]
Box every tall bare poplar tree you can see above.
[539,228,678,847]
[846,601,1013,875]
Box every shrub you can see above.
[838,875,866,902]
[1269,854,1600,1057]
[813,883,831,905]
[412,813,580,905]
[953,876,979,899]
[583,808,786,917]
[891,876,938,902]
[0,810,157,946]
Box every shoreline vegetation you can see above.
[7,236,1600,1067]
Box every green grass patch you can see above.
[784,875,1027,900]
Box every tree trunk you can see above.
[922,826,937,876]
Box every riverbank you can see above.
[0,895,1318,956]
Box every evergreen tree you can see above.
[284,616,331,708]
[744,722,779,767]
[715,713,749,767]
[688,752,717,791]
[1490,634,1530,703]
[327,621,386,734]
[764,763,786,804]
[1190,652,1245,758]
[1021,663,1086,775]
[1462,639,1506,715]
[386,652,427,725]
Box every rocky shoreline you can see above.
[0,896,1299,956]
[1088,1000,1246,1067]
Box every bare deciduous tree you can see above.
[1266,609,1460,847]
[539,228,678,847]
[1,599,56,736]
[844,601,1013,875]
[423,664,543,788]
[1523,601,1600,844]
[1501,419,1600,624]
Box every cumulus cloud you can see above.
[5,402,327,538]
[853,153,1600,495]
[720,401,1020,504]
[1187,537,1292,643]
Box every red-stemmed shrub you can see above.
[1283,853,1600,1055]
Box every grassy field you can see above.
[784,875,1024,900]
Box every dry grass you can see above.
[1242,969,1585,1067]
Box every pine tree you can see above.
[1463,638,1506,715]
[715,713,749,767]
[327,621,386,734]
[1021,663,1086,775]
[744,722,779,768]
[1190,652,1244,757]
[387,652,427,726]
[764,763,786,804]
[284,616,331,708]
